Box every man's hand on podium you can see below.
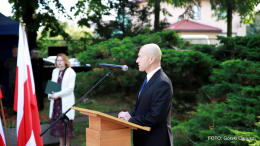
[118,112,131,121]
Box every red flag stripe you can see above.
[0,135,5,146]
[17,68,33,145]
[0,88,3,99]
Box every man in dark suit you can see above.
[31,49,45,111]
[5,47,18,110]
[118,43,173,146]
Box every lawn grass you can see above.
[69,121,89,146]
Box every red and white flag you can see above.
[13,23,43,146]
[0,116,6,146]
[0,88,6,146]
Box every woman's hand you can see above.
[49,91,58,100]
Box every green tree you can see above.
[72,0,141,40]
[9,0,71,49]
[146,0,180,31]
[216,34,260,61]
[72,0,174,39]
[170,33,260,146]
[210,0,260,37]
[231,118,260,146]
[172,59,260,145]
[37,21,95,57]
[247,14,260,35]
[149,0,162,32]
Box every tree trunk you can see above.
[23,4,37,50]
[227,3,233,37]
[27,30,37,50]
[122,9,125,38]
[154,0,160,32]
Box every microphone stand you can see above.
[40,69,114,146]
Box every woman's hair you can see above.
[55,53,71,68]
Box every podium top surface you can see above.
[71,106,150,131]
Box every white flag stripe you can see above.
[26,131,36,146]
[16,23,26,135]
[23,30,35,94]
[0,116,6,146]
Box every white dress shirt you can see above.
[146,67,161,83]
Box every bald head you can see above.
[136,43,162,73]
[141,43,162,62]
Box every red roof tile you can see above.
[164,19,222,33]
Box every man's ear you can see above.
[149,55,155,64]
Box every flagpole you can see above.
[20,20,26,43]
[22,23,26,39]
[0,98,10,146]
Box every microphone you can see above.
[99,63,128,71]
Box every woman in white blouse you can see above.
[48,53,76,146]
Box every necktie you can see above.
[138,77,147,98]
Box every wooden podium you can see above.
[71,107,150,146]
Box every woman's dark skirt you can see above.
[49,98,75,139]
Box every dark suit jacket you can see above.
[129,69,173,146]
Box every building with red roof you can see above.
[164,19,223,42]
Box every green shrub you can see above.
[173,59,260,146]
[162,49,217,113]
[230,118,260,146]
[216,35,260,61]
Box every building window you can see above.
[193,5,200,20]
